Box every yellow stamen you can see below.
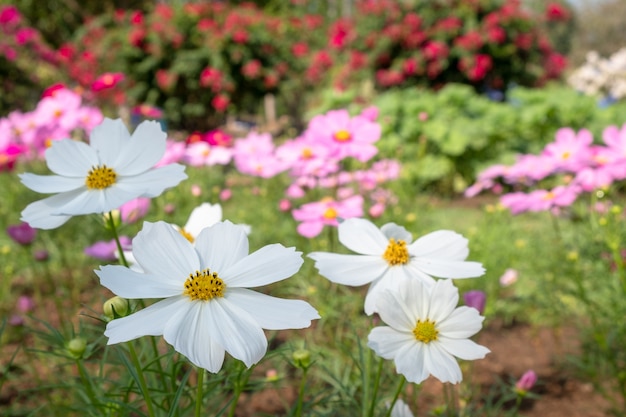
[183,269,225,301]
[323,207,337,220]
[179,228,194,243]
[382,238,409,265]
[301,147,313,159]
[333,129,352,142]
[85,165,117,189]
[413,319,438,343]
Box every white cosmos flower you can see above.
[368,278,490,384]
[96,220,319,372]
[308,218,485,315]
[20,118,187,229]
[175,202,251,242]
[390,400,414,417]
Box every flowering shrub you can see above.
[568,49,626,102]
[327,0,568,92]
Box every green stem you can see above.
[294,366,309,417]
[368,358,384,417]
[384,376,406,417]
[227,363,251,417]
[127,341,156,417]
[76,359,99,408]
[195,367,205,417]
[107,211,129,267]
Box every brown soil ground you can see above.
[235,320,617,417]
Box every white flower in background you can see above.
[389,400,414,417]
[97,220,319,372]
[175,202,251,242]
[20,118,187,229]
[121,202,251,267]
[368,279,490,384]
[308,218,484,315]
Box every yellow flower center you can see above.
[412,319,438,344]
[323,207,337,220]
[301,147,313,159]
[179,228,195,243]
[183,269,225,301]
[382,238,409,265]
[333,129,352,142]
[561,151,570,160]
[85,165,117,189]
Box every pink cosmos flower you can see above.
[500,192,532,215]
[84,236,132,261]
[33,88,83,132]
[183,142,233,167]
[233,132,287,178]
[157,140,186,167]
[292,195,364,238]
[542,128,594,173]
[120,197,151,224]
[303,109,381,162]
[515,370,537,392]
[276,137,338,178]
[524,185,580,212]
[505,154,555,184]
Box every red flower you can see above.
[423,41,449,60]
[200,66,223,91]
[42,83,67,98]
[242,59,262,79]
[0,5,20,25]
[232,29,248,44]
[514,33,533,50]
[545,52,567,78]
[545,3,570,21]
[329,19,352,49]
[211,94,230,112]
[91,72,125,92]
[454,31,483,51]
[155,69,178,91]
[485,26,506,44]
[291,42,309,58]
[130,11,143,25]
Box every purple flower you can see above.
[16,295,35,313]
[84,237,131,261]
[7,222,37,246]
[463,290,486,314]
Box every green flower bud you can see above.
[103,210,121,230]
[67,337,87,359]
[103,296,129,319]
[292,349,311,369]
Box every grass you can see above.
[1,157,625,416]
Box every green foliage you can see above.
[364,83,626,193]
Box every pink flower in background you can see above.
[499,268,518,287]
[500,192,532,215]
[0,5,20,25]
[120,197,151,224]
[91,72,125,92]
[524,185,580,212]
[7,222,37,245]
[85,236,131,261]
[0,142,25,171]
[219,188,232,201]
[292,195,364,238]
[463,290,486,314]
[542,128,593,172]
[33,88,82,131]
[233,131,287,178]
[505,154,555,184]
[304,109,381,162]
[360,106,379,122]
[156,140,186,167]
[515,370,537,392]
[204,129,232,147]
[184,141,233,166]
[276,137,337,178]
[132,104,164,119]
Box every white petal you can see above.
[89,118,131,165]
[338,218,388,255]
[409,230,470,261]
[20,192,77,229]
[45,139,99,176]
[308,252,387,286]
[53,186,139,216]
[226,288,319,330]
[96,265,182,299]
[105,296,188,344]
[393,341,430,384]
[185,203,223,237]
[390,400,414,417]
[116,120,168,175]
[205,298,268,367]
[224,244,303,288]
[412,259,485,279]
[367,326,415,360]
[117,164,187,198]
[437,306,485,339]
[427,279,459,323]
[19,173,84,193]
[381,222,413,243]
[373,273,419,329]
[132,221,200,280]
[436,337,490,361]
[194,221,249,273]
[423,343,462,384]
[163,302,226,373]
